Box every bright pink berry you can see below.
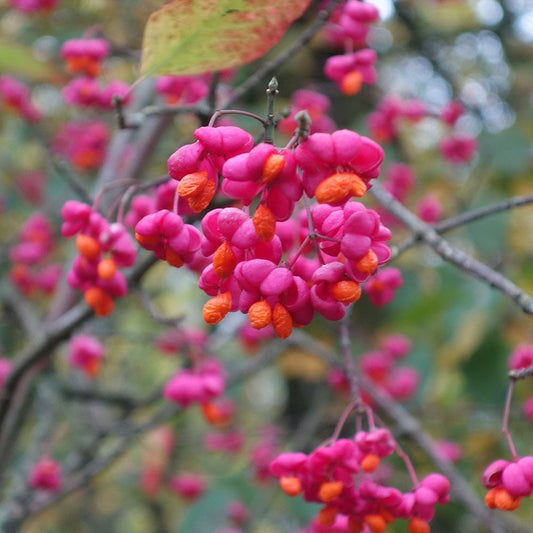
[68,334,105,377]
[28,457,62,492]
[439,133,478,165]
[364,267,403,306]
[168,473,207,501]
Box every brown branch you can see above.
[395,193,533,257]
[370,182,533,314]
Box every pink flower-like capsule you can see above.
[68,334,105,377]
[168,472,207,501]
[9,0,60,13]
[10,212,55,264]
[61,201,93,236]
[355,429,396,460]
[163,358,225,408]
[233,258,313,337]
[15,170,46,205]
[295,129,384,201]
[440,100,464,126]
[60,38,110,77]
[155,74,210,104]
[439,133,478,165]
[383,163,416,203]
[62,77,101,107]
[221,143,303,223]
[277,89,336,136]
[310,262,361,321]
[203,429,245,454]
[324,0,380,49]
[435,440,463,463]
[416,195,443,223]
[310,202,391,283]
[99,80,131,109]
[367,96,427,144]
[523,393,533,424]
[0,74,41,122]
[28,457,62,492]
[168,126,254,213]
[324,49,377,96]
[383,366,419,401]
[380,334,412,359]
[360,350,392,382]
[135,210,202,268]
[269,452,308,498]
[364,267,403,306]
[53,120,110,171]
[508,343,533,371]
[0,358,12,388]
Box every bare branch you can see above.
[371,182,533,314]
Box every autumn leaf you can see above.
[139,0,312,78]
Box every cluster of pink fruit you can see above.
[269,428,450,533]
[60,37,130,110]
[132,123,392,339]
[9,213,61,297]
[60,200,137,316]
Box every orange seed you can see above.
[341,70,364,96]
[177,171,208,198]
[317,506,338,528]
[360,453,381,473]
[213,241,237,279]
[76,233,101,260]
[329,280,361,303]
[279,476,302,497]
[97,258,117,280]
[261,153,285,183]
[84,287,114,316]
[408,517,431,533]
[355,249,378,276]
[248,300,273,329]
[364,514,387,533]
[188,178,216,212]
[202,292,232,325]
[272,302,293,339]
[166,248,184,268]
[319,481,343,502]
[315,172,367,205]
[253,204,276,242]
[493,486,521,511]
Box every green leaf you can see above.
[140,0,312,77]
[0,39,57,80]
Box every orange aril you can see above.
[253,204,276,242]
[329,280,361,303]
[279,476,301,497]
[272,302,293,339]
[261,153,285,183]
[202,292,232,325]
[248,300,273,329]
[213,241,237,278]
[76,233,101,260]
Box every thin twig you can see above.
[395,193,533,257]
[509,364,533,381]
[370,182,533,314]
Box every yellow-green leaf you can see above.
[139,0,312,78]
[0,40,58,81]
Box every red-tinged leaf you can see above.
[140,0,312,77]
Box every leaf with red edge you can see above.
[140,0,312,77]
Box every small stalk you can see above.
[264,77,279,144]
